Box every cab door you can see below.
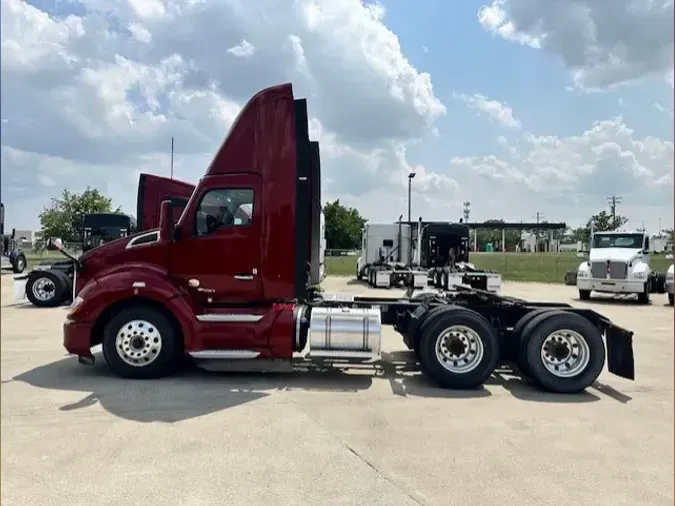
[169,174,263,306]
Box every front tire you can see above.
[668,293,674,306]
[102,306,182,379]
[12,254,26,274]
[26,270,67,307]
[417,307,499,389]
[578,289,591,300]
[637,282,650,304]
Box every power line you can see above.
[607,195,622,228]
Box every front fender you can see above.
[73,270,197,347]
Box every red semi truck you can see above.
[53,83,635,394]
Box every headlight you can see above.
[577,269,589,278]
[68,296,84,316]
[630,271,646,280]
[667,272,674,280]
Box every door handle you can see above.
[234,274,254,281]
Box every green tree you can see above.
[568,210,630,245]
[323,199,367,250]
[38,187,121,243]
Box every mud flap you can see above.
[605,324,635,380]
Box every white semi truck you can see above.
[576,230,667,304]
[356,219,501,292]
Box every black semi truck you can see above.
[15,213,135,307]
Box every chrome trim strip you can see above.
[188,350,260,359]
[196,313,263,323]
[125,231,160,249]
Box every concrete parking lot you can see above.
[1,273,673,505]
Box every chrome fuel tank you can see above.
[308,307,382,359]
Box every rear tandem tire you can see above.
[102,306,182,379]
[512,309,557,378]
[522,311,605,394]
[417,307,499,390]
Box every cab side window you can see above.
[195,188,254,237]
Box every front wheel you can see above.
[417,307,499,389]
[26,270,67,307]
[637,281,650,304]
[102,306,182,379]
[668,293,674,306]
[12,254,26,274]
[578,289,591,300]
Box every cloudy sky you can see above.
[2,0,673,232]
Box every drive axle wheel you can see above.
[102,306,182,379]
[417,307,499,389]
[522,312,605,394]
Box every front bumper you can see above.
[577,277,645,293]
[666,279,674,295]
[63,318,94,357]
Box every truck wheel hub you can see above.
[32,278,56,301]
[435,325,484,374]
[114,319,163,367]
[540,330,591,378]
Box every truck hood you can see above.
[589,248,641,263]
[77,229,163,279]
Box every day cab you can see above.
[576,230,654,303]
[61,83,325,377]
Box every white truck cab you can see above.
[576,230,653,303]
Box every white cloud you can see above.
[226,39,256,58]
[653,101,674,118]
[449,116,673,225]
[478,0,674,90]
[1,0,449,229]
[454,92,521,129]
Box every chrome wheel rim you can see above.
[31,277,55,301]
[115,320,162,367]
[16,258,25,271]
[435,325,484,374]
[540,329,590,378]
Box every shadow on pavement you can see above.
[13,354,375,423]
[13,347,633,423]
[381,351,631,404]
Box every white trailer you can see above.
[576,229,667,303]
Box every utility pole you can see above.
[606,195,622,229]
[170,137,175,179]
[534,212,544,225]
[463,201,471,222]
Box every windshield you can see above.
[592,233,643,249]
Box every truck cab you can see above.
[576,230,652,303]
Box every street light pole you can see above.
[407,172,416,265]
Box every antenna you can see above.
[170,137,175,179]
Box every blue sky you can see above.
[2,0,673,233]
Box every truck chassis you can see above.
[70,285,635,395]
